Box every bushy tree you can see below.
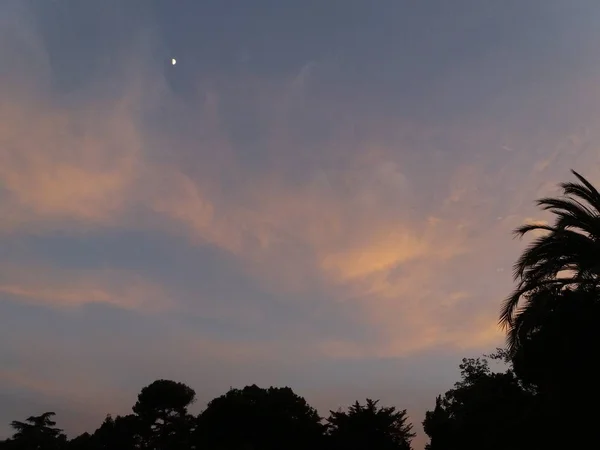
[90,414,141,450]
[196,384,324,450]
[423,357,532,450]
[5,412,66,450]
[327,398,415,450]
[133,379,196,450]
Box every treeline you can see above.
[0,382,416,450]
[3,169,600,450]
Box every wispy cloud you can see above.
[0,264,170,312]
[4,47,600,357]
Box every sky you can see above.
[2,1,600,448]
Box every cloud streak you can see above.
[0,264,170,312]
[2,29,597,355]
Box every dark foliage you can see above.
[133,379,196,450]
[0,385,412,450]
[196,384,325,450]
[496,171,600,448]
[500,170,600,353]
[1,412,66,450]
[423,357,533,450]
[326,398,415,450]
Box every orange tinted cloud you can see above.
[5,18,600,361]
[0,264,170,312]
[0,92,141,229]
[0,71,508,355]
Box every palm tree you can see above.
[499,170,600,354]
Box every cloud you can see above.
[147,169,243,253]
[5,0,600,365]
[0,264,170,312]
[0,96,140,225]
[0,58,518,357]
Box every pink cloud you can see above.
[0,92,141,230]
[0,264,171,312]
[4,11,600,361]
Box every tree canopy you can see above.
[327,398,415,450]
[196,384,325,450]
[2,412,66,450]
[423,357,533,450]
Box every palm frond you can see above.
[537,197,598,235]
[561,180,600,213]
[513,223,556,238]
[570,170,600,210]
[501,170,600,363]
[499,276,599,329]
[505,287,561,355]
[512,228,595,281]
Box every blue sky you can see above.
[2,1,600,448]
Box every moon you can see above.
[171,58,177,66]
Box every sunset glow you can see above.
[2,2,600,448]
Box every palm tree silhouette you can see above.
[500,170,600,353]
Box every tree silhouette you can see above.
[499,170,600,354]
[423,357,533,450]
[496,170,600,448]
[5,412,66,450]
[89,414,141,450]
[507,288,600,449]
[65,432,94,450]
[133,379,196,420]
[326,398,415,450]
[508,288,600,385]
[196,384,324,450]
[132,379,196,450]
